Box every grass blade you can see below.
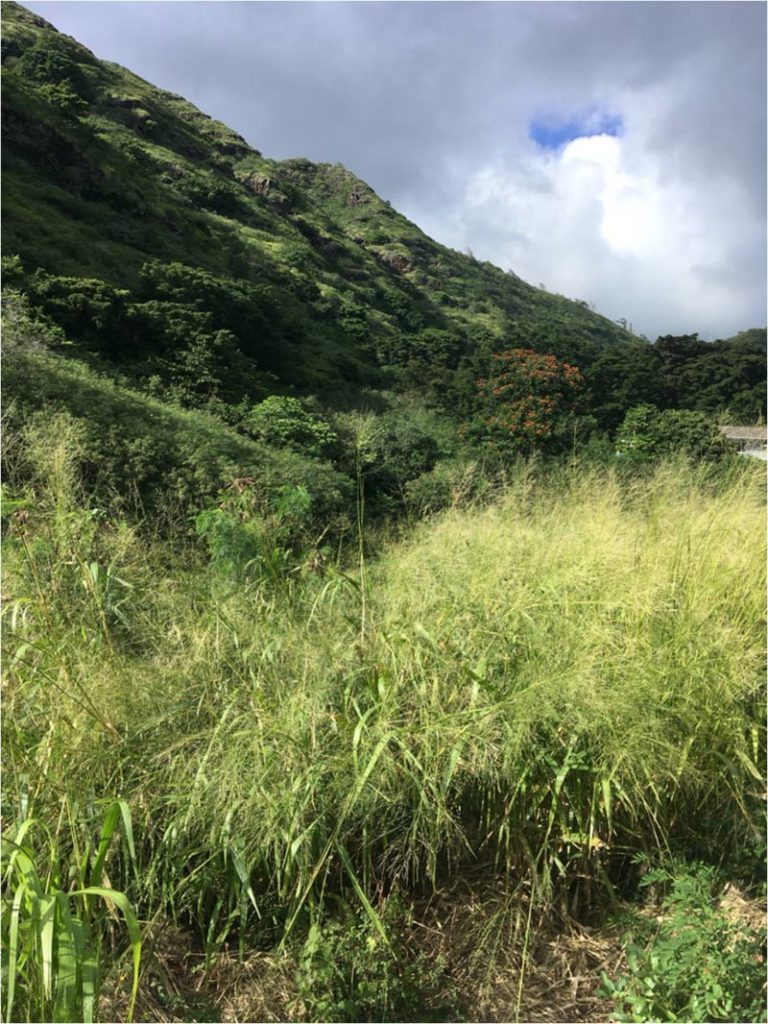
[74,887,142,1023]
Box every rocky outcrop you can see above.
[238,172,289,207]
[347,185,370,207]
[374,250,413,275]
[241,173,272,197]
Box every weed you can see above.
[1,801,142,1023]
[292,896,456,1022]
[599,861,766,1023]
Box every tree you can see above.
[468,347,583,456]
[615,405,732,463]
[244,396,339,460]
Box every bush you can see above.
[616,405,732,464]
[244,396,340,460]
[600,862,766,1023]
[17,35,94,105]
[293,898,454,1023]
[404,461,485,519]
[194,482,314,584]
[370,418,439,489]
[1,287,65,354]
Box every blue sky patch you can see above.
[529,112,623,151]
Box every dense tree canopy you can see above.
[468,348,584,456]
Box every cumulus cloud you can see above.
[416,127,763,339]
[22,1,768,339]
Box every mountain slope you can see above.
[3,1,764,526]
[2,0,636,408]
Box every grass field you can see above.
[2,432,765,1022]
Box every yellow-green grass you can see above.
[3,454,765,968]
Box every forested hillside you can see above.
[3,1,764,525]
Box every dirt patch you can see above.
[412,877,624,1023]
[100,890,629,1023]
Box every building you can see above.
[719,426,768,459]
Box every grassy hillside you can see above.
[2,1,764,513]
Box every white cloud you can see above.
[409,114,764,340]
[23,0,768,340]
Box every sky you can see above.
[23,1,768,341]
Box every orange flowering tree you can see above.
[469,347,583,455]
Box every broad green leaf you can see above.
[73,887,141,1023]
[5,882,24,1022]
[39,893,57,1001]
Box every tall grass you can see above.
[2,420,765,1017]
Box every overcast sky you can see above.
[24,1,767,340]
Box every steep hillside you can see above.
[2,0,634,408]
[2,1,764,527]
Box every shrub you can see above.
[616,404,732,464]
[404,460,485,519]
[244,396,340,460]
[194,481,315,584]
[600,862,766,1023]
[2,290,65,359]
[293,898,454,1023]
[17,35,94,104]
[367,417,440,492]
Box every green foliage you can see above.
[165,328,263,407]
[294,899,454,1022]
[403,464,457,518]
[16,33,92,98]
[600,862,766,1023]
[194,482,313,584]
[403,460,487,519]
[363,416,441,500]
[1,286,66,353]
[21,270,134,354]
[631,332,768,423]
[616,404,733,464]
[588,341,665,432]
[2,348,352,522]
[244,395,340,459]
[193,506,265,581]
[1,802,142,1024]
[1,9,766,1011]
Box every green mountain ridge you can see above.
[1,2,635,388]
[2,0,765,519]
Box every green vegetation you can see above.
[2,801,142,1023]
[599,862,765,1023]
[1,4,766,1020]
[616,404,733,465]
[3,410,765,1019]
